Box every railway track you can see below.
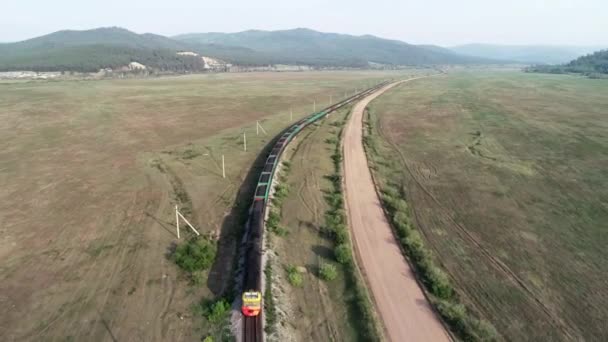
[241,80,391,342]
[243,316,261,342]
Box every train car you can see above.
[242,200,264,316]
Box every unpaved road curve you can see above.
[343,78,450,342]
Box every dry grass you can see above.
[366,71,608,341]
[0,70,404,341]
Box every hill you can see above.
[450,44,603,64]
[526,49,608,77]
[173,28,491,67]
[0,27,206,72]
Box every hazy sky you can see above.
[2,0,607,46]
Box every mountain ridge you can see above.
[173,28,490,66]
[0,27,495,72]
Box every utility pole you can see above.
[175,206,201,237]
[243,132,247,152]
[222,154,226,179]
[256,121,267,135]
[175,205,180,239]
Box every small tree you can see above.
[203,299,230,323]
[173,238,217,272]
[334,244,352,264]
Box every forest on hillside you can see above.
[526,49,608,78]
[0,45,206,73]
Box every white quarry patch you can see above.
[201,56,228,69]
[128,62,146,70]
[177,51,199,56]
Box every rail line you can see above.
[241,80,391,342]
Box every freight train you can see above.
[241,81,391,318]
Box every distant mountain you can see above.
[526,49,608,77]
[173,28,492,66]
[449,44,604,64]
[0,27,497,73]
[0,27,207,72]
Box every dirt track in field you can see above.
[343,78,450,342]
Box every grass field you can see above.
[0,71,403,341]
[366,71,608,341]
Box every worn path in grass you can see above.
[343,78,449,342]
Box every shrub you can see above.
[334,243,352,264]
[267,210,280,228]
[393,198,409,213]
[382,187,400,199]
[404,231,427,263]
[471,318,499,341]
[319,263,338,281]
[202,299,230,323]
[325,209,345,226]
[326,192,343,207]
[191,270,205,285]
[331,153,342,164]
[433,298,499,340]
[264,263,277,333]
[274,183,289,201]
[203,337,214,342]
[393,211,411,234]
[427,266,454,300]
[269,224,288,237]
[173,238,217,273]
[333,226,348,244]
[322,222,348,244]
[287,266,303,287]
[436,299,466,327]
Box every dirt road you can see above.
[343,78,450,342]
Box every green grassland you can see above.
[365,71,608,340]
[0,71,401,341]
